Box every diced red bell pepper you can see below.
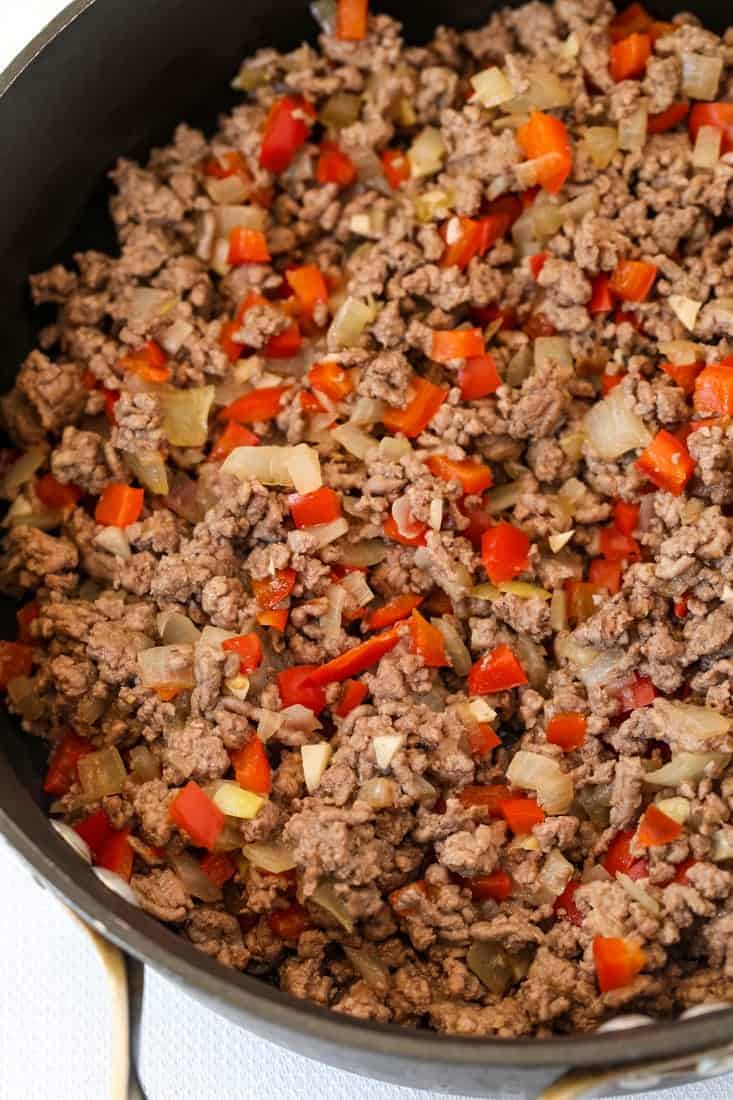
[529,252,549,279]
[588,558,622,595]
[169,780,224,850]
[210,421,259,462]
[219,319,245,363]
[200,851,236,887]
[43,732,95,796]
[546,712,587,751]
[694,363,733,416]
[613,500,640,535]
[610,2,653,41]
[469,869,512,901]
[300,391,326,414]
[259,95,316,174]
[593,936,646,993]
[104,388,121,423]
[381,148,411,189]
[468,644,527,695]
[601,371,625,395]
[267,902,311,939]
[222,633,263,673]
[264,322,302,359]
[257,609,289,631]
[230,737,272,795]
[673,858,697,885]
[119,340,171,384]
[0,641,34,689]
[602,830,649,880]
[316,141,357,186]
[660,359,702,396]
[74,809,114,862]
[307,626,402,686]
[277,665,327,715]
[458,354,501,401]
[35,473,82,510]
[97,827,133,881]
[618,675,657,712]
[481,522,530,584]
[408,609,449,668]
[636,430,695,496]
[554,880,584,926]
[647,101,690,135]
[498,796,545,835]
[336,0,368,40]
[383,514,427,547]
[637,803,683,847]
[457,784,512,812]
[431,329,484,364]
[471,304,518,330]
[334,679,369,718]
[219,385,291,424]
[589,274,614,314]
[16,602,39,644]
[95,484,144,528]
[285,264,329,316]
[674,595,688,619]
[308,362,354,402]
[228,227,271,265]
[610,259,658,302]
[288,487,341,528]
[441,217,484,270]
[565,580,603,624]
[516,112,572,195]
[382,377,448,437]
[364,594,423,632]
[599,525,641,563]
[689,102,733,155]
[426,454,493,495]
[468,723,501,757]
[461,501,492,548]
[610,32,651,82]
[252,568,297,609]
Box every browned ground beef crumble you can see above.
[5,0,733,1037]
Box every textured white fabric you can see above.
[2,6,733,1100]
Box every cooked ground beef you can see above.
[4,0,733,1039]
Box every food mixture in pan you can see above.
[4,0,733,1038]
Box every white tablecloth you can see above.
[3,4,733,1098]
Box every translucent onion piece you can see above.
[561,188,599,222]
[358,776,398,809]
[499,581,551,601]
[94,526,131,559]
[550,589,568,632]
[332,423,375,459]
[655,796,690,824]
[579,649,626,690]
[286,444,322,494]
[711,827,733,862]
[668,295,702,332]
[534,336,572,372]
[433,617,472,676]
[681,53,723,101]
[581,127,618,170]
[549,530,574,553]
[323,585,346,647]
[559,429,586,460]
[538,849,574,899]
[157,611,201,646]
[327,297,376,348]
[507,66,570,112]
[373,733,404,769]
[514,635,549,692]
[301,742,333,794]
[170,851,223,902]
[319,91,362,129]
[692,124,721,169]
[213,780,264,819]
[506,750,573,814]
[530,202,564,241]
[653,698,732,742]
[129,744,160,782]
[94,867,140,906]
[659,340,700,365]
[340,570,373,606]
[222,445,295,486]
[225,673,250,700]
[51,819,92,864]
[378,436,412,461]
[7,675,43,720]
[311,880,354,932]
[129,287,177,323]
[77,746,127,800]
[257,710,284,743]
[617,872,660,916]
[350,397,386,427]
[3,496,63,531]
[618,104,648,152]
[465,698,497,724]
[214,204,267,237]
[391,496,423,539]
[0,447,45,497]
[554,633,599,669]
[643,751,730,787]
[485,481,522,514]
[429,499,443,531]
[281,706,322,736]
[199,626,237,651]
[413,188,453,224]
[584,386,651,460]
[206,174,249,204]
[138,645,195,690]
[470,67,515,108]
[126,450,169,495]
[342,945,390,993]
[161,386,214,448]
[336,539,388,567]
[308,516,349,549]
[467,941,515,996]
[408,127,446,179]
[242,842,296,873]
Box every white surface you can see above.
[2,3,733,1099]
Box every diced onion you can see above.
[710,827,733,862]
[257,710,284,743]
[358,776,398,809]
[332,422,376,459]
[549,530,574,553]
[7,675,43,720]
[301,742,333,793]
[643,751,730,787]
[157,611,201,646]
[242,842,296,873]
[126,450,169,495]
[311,880,353,931]
[538,849,574,899]
[327,297,376,348]
[378,436,412,461]
[95,868,140,906]
[467,941,517,996]
[560,188,599,222]
[51,820,92,864]
[129,745,160,782]
[138,645,194,690]
[214,205,267,237]
[94,526,131,559]
[515,634,549,692]
[205,175,249,204]
[692,124,721,169]
[654,698,732,742]
[499,580,551,600]
[77,746,127,800]
[617,872,660,916]
[465,698,497,724]
[391,496,423,540]
[170,851,223,901]
[213,780,264,819]
[534,337,572,372]
[681,53,722,101]
[319,91,362,129]
[618,104,648,152]
[373,733,404,769]
[485,481,522,514]
[0,447,46,497]
[2,496,63,531]
[407,127,446,179]
[579,649,626,690]
[307,516,349,549]
[655,796,690,824]
[507,66,570,112]
[335,539,387,567]
[198,626,237,651]
[225,673,250,700]
[413,188,454,224]
[581,127,618,170]
[530,202,564,241]
[281,705,321,735]
[550,589,568,632]
[222,445,294,486]
[161,386,214,448]
[584,385,651,460]
[350,397,386,427]
[286,444,322,494]
[129,287,177,323]
[429,499,443,531]
[342,946,389,993]
[668,295,702,332]
[340,570,373,606]
[470,66,515,108]
[506,750,573,814]
[433,617,472,676]
[323,584,346,647]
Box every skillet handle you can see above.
[539,1042,733,1100]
